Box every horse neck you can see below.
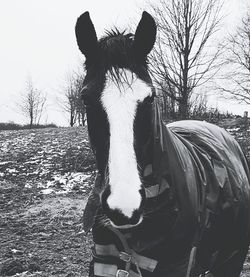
[136,103,155,171]
[140,100,168,178]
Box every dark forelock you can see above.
[83,29,151,89]
[99,30,134,69]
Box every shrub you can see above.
[0,122,58,131]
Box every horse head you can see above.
[75,11,157,229]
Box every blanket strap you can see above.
[93,227,158,277]
[94,263,140,277]
[94,244,157,272]
[186,246,197,277]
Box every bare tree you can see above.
[189,93,208,119]
[148,0,223,119]
[17,77,46,128]
[218,11,250,104]
[74,72,86,126]
[60,70,86,127]
[156,86,178,120]
[60,74,78,127]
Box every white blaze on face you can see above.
[101,70,152,218]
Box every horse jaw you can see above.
[101,70,152,219]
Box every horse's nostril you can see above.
[103,201,142,227]
[107,208,142,228]
[101,186,143,228]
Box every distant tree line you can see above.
[59,69,86,127]
[157,91,236,124]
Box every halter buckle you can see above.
[116,269,129,277]
[199,271,213,277]
[119,252,131,262]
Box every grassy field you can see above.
[0,123,249,277]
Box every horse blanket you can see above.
[83,102,250,277]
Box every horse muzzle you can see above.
[101,186,145,229]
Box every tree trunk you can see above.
[179,97,189,120]
[70,111,74,127]
[30,113,33,129]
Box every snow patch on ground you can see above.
[32,172,92,195]
[226,127,240,133]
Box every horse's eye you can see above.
[82,92,92,107]
[83,97,90,107]
[144,95,154,104]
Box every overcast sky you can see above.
[0,0,249,126]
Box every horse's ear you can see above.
[133,11,156,57]
[75,12,98,60]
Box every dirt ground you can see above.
[0,127,95,276]
[0,125,249,276]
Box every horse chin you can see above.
[109,216,143,230]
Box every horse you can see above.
[75,11,250,277]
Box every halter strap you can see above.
[94,244,157,272]
[92,226,158,277]
[94,263,140,277]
